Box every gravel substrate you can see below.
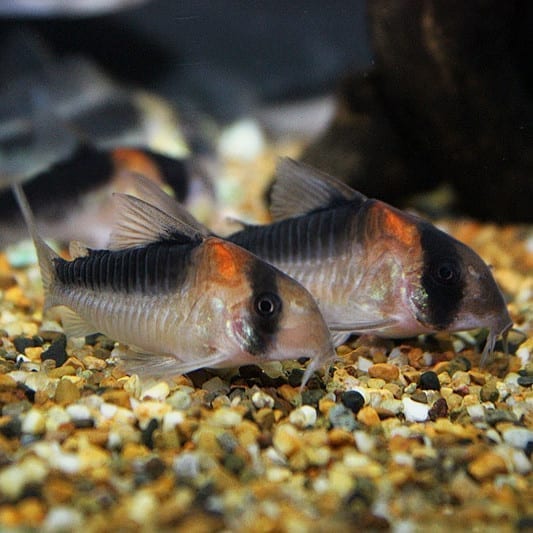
[0,148,532,532]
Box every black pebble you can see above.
[525,441,532,458]
[288,368,304,387]
[419,371,441,390]
[143,457,166,480]
[41,334,68,367]
[341,390,365,413]
[301,388,325,407]
[0,417,22,438]
[13,336,37,354]
[516,516,533,531]
[517,376,533,387]
[141,418,159,449]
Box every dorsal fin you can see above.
[270,158,366,221]
[108,173,211,251]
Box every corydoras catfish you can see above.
[229,159,513,362]
[12,176,334,385]
[1,144,199,249]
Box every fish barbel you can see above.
[12,175,334,384]
[229,159,513,362]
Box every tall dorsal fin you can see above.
[270,158,367,221]
[108,172,211,251]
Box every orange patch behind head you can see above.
[370,201,419,248]
[112,148,163,185]
[205,238,248,284]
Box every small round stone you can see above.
[341,391,365,414]
[328,405,358,431]
[517,375,533,387]
[289,405,317,429]
[419,371,441,391]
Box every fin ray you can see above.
[58,306,99,337]
[108,172,211,250]
[12,183,58,299]
[270,158,366,221]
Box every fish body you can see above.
[1,144,198,248]
[229,159,513,358]
[13,176,334,383]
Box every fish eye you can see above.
[432,260,461,285]
[254,292,282,318]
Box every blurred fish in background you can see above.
[0,0,150,18]
[0,28,215,248]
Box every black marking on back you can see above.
[244,259,282,356]
[54,241,197,295]
[419,222,466,329]
[0,144,112,223]
[230,201,358,264]
[145,150,189,202]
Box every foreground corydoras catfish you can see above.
[13,178,334,385]
[229,159,513,362]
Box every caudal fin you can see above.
[12,183,58,306]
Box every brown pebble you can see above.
[410,391,428,404]
[48,366,76,379]
[54,378,81,404]
[403,371,421,385]
[101,389,131,409]
[328,427,355,447]
[357,406,381,426]
[318,397,335,416]
[277,384,300,405]
[43,476,76,504]
[407,348,425,369]
[368,363,399,381]
[480,382,499,403]
[0,374,17,390]
[253,408,275,430]
[82,355,107,371]
[469,370,487,385]
[428,398,448,421]
[24,346,43,362]
[468,451,508,481]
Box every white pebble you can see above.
[43,507,83,532]
[167,388,193,410]
[502,427,533,450]
[266,466,291,483]
[128,490,158,524]
[210,407,242,428]
[516,346,531,366]
[66,404,92,422]
[393,452,415,467]
[174,452,201,478]
[510,449,531,474]
[466,404,485,422]
[357,356,373,373]
[354,431,376,454]
[289,405,317,429]
[100,402,118,419]
[141,381,170,401]
[252,391,275,409]
[21,408,46,434]
[402,397,430,422]
[162,411,185,433]
[218,118,265,161]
